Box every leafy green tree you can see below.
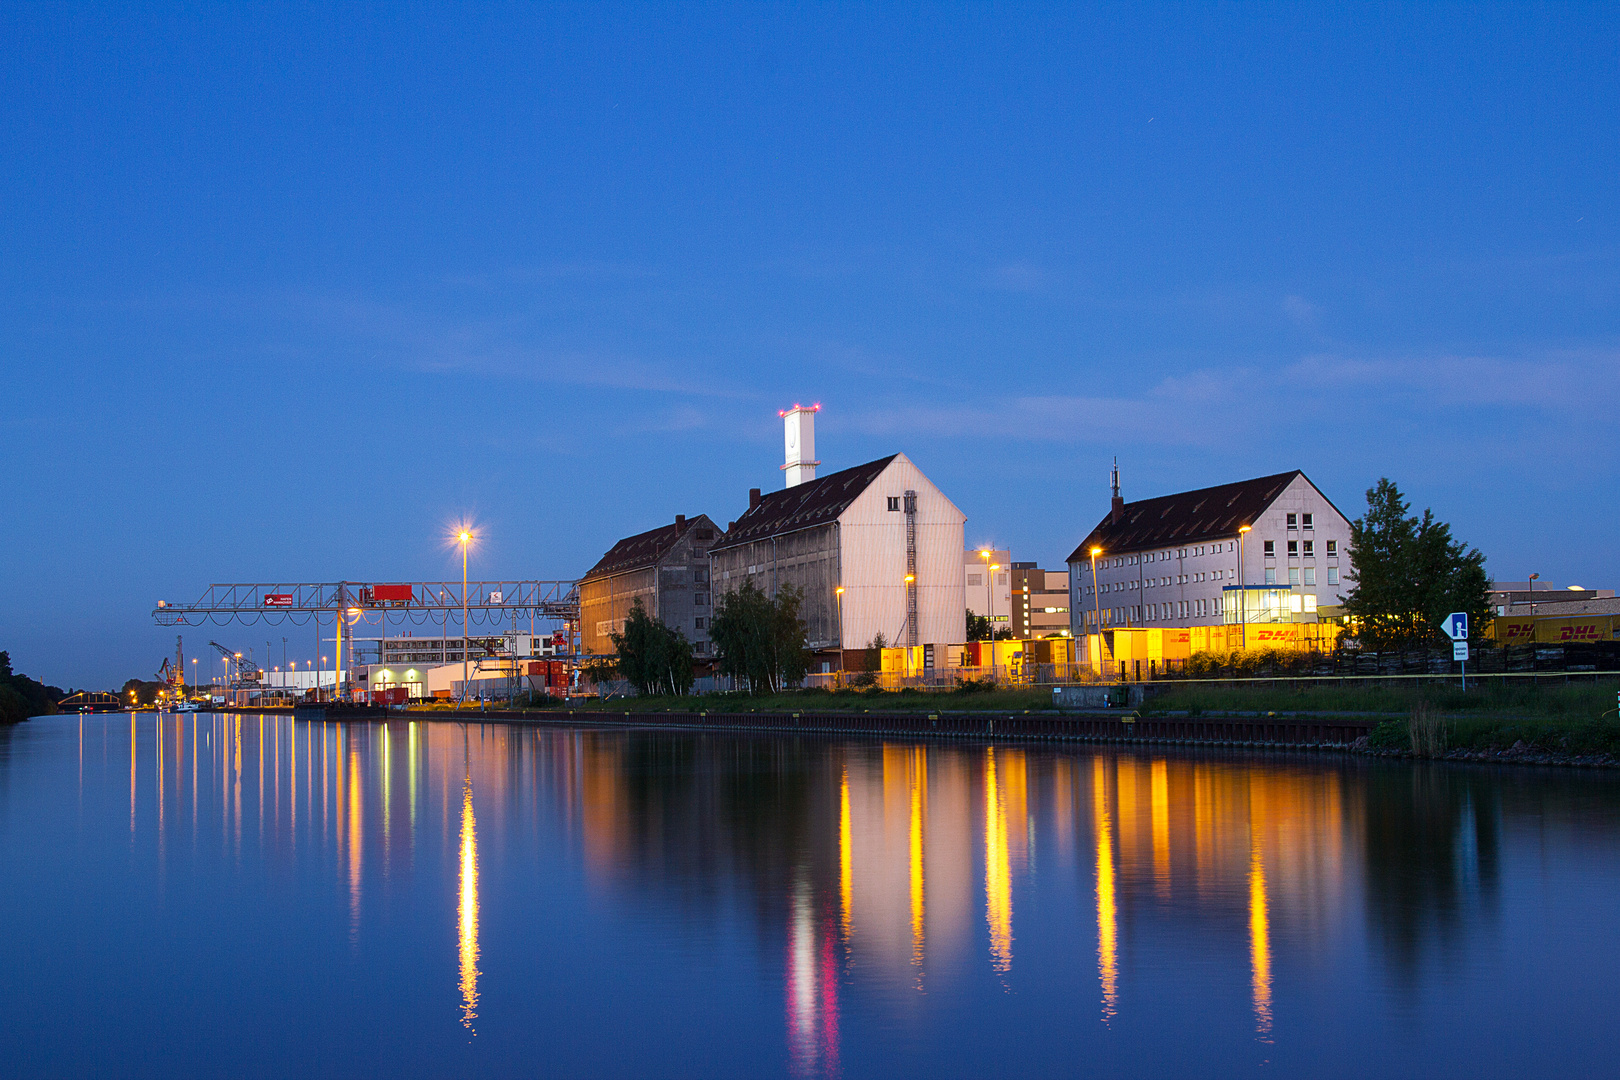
[709,581,810,693]
[992,625,1015,641]
[966,609,991,641]
[0,651,67,724]
[1342,479,1490,650]
[609,601,695,695]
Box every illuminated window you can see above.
[1326,540,1337,556]
[1303,540,1314,557]
[1287,540,1298,557]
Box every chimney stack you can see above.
[780,403,821,488]
[1110,457,1125,523]
[749,488,762,509]
[675,514,686,528]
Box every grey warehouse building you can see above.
[579,514,722,658]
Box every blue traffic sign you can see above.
[1444,612,1469,641]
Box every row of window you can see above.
[1262,539,1337,558]
[1286,513,1314,529]
[1261,567,1339,586]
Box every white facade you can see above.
[1071,473,1352,632]
[836,455,966,651]
[711,453,966,661]
[964,549,1012,631]
[782,404,820,487]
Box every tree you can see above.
[609,601,695,695]
[1342,479,1490,651]
[992,625,1015,641]
[0,650,67,724]
[966,609,991,641]
[709,581,810,693]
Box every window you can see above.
[1287,540,1298,557]
[1265,568,1276,584]
[1304,594,1318,612]
[967,574,981,586]
[1326,540,1338,557]
[1302,513,1313,529]
[1289,567,1301,586]
[1215,596,1223,615]
[1327,567,1339,585]
[1302,540,1314,558]
[1287,513,1297,529]
[695,592,709,606]
[1303,567,1316,585]
[887,497,900,511]
[1263,540,1275,556]
[693,568,708,583]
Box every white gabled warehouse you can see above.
[710,409,966,672]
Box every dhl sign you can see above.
[1249,628,1298,643]
[1489,615,1616,644]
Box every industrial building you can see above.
[579,514,723,657]
[709,405,966,672]
[1011,564,1071,639]
[1068,466,1352,634]
[965,548,1012,632]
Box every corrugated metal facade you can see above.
[712,454,965,657]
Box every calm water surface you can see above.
[2,714,1618,1077]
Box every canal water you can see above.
[2,715,1618,1078]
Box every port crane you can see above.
[208,640,263,687]
[155,635,187,702]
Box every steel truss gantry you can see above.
[152,580,579,629]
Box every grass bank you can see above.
[1142,678,1619,721]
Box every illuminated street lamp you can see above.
[978,549,994,641]
[834,586,845,652]
[458,529,474,710]
[1237,525,1252,649]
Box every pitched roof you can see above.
[583,515,715,580]
[1065,471,1311,563]
[711,455,898,552]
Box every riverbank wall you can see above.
[397,706,1377,750]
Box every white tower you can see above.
[780,403,821,488]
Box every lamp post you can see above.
[1528,572,1539,616]
[1089,547,1103,675]
[459,530,472,710]
[834,586,844,653]
[1237,525,1252,650]
[978,549,993,641]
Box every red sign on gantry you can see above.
[263,594,294,607]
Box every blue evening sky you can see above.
[2,3,1615,687]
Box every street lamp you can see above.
[458,529,473,710]
[834,586,845,652]
[1237,525,1252,650]
[1528,572,1539,616]
[978,549,993,641]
